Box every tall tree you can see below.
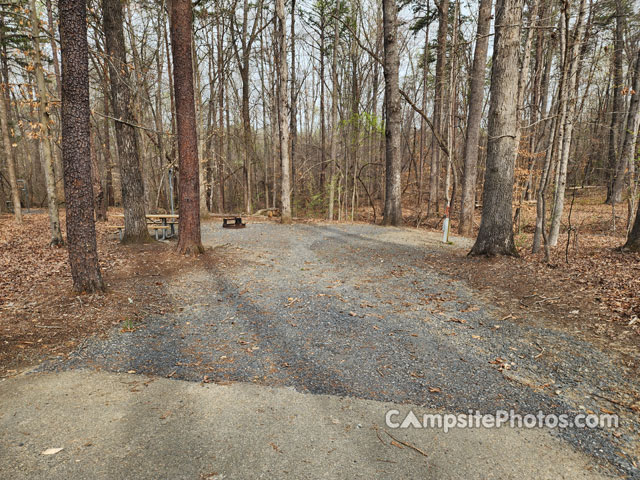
[290,0,297,213]
[30,0,64,245]
[469,0,523,256]
[0,11,21,223]
[548,0,588,247]
[169,0,203,254]
[427,0,448,218]
[606,0,625,205]
[59,0,104,292]
[327,3,339,220]
[620,48,640,251]
[459,0,492,236]
[613,47,640,212]
[102,0,150,243]
[276,0,292,222]
[381,0,401,225]
[230,0,264,214]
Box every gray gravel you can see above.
[40,221,640,478]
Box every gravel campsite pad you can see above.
[41,221,639,477]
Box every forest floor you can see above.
[0,210,200,377]
[0,193,639,478]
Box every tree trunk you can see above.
[427,0,448,218]
[276,0,292,223]
[459,0,492,236]
[620,49,640,250]
[102,0,150,243]
[469,0,523,257]
[216,13,225,213]
[606,1,625,205]
[381,0,402,225]
[319,17,326,192]
[290,0,297,215]
[548,0,587,247]
[90,127,107,221]
[59,0,104,292]
[613,48,640,208]
[0,84,21,223]
[327,14,339,220]
[30,0,64,245]
[169,0,203,255]
[0,12,21,222]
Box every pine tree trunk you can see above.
[469,0,523,257]
[381,0,402,226]
[102,0,150,243]
[169,0,203,255]
[30,0,64,245]
[459,0,492,236]
[59,0,104,292]
[276,0,292,223]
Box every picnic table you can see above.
[111,214,179,240]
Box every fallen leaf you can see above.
[42,448,63,455]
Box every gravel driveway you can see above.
[41,221,639,478]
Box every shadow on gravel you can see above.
[38,222,639,478]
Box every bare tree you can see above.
[381,0,402,225]
[275,0,292,222]
[30,0,63,245]
[102,0,150,243]
[0,10,21,223]
[427,0,448,218]
[59,0,104,292]
[469,0,523,257]
[548,0,588,247]
[459,0,492,236]
[606,0,625,205]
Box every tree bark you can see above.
[606,0,625,205]
[102,0,150,243]
[45,0,65,202]
[0,11,21,223]
[613,48,640,209]
[381,0,402,225]
[327,13,339,220]
[459,0,492,236]
[276,0,292,223]
[620,49,640,251]
[548,0,587,247]
[30,0,64,245]
[169,0,203,254]
[427,0,448,218]
[216,14,225,213]
[59,0,104,292]
[290,0,297,215]
[469,0,523,257]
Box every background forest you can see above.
[0,0,638,236]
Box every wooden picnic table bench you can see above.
[111,214,179,240]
